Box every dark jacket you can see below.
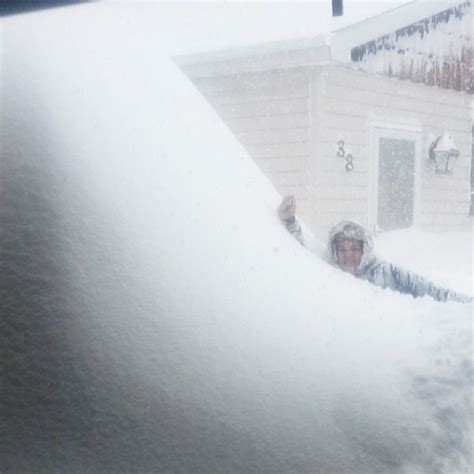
[282,217,471,303]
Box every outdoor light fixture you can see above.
[428,133,460,174]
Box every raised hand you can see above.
[278,195,296,221]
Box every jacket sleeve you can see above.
[280,216,304,246]
[381,263,472,303]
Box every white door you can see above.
[369,125,421,232]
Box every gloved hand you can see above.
[278,195,296,222]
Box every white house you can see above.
[177,0,473,238]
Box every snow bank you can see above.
[2,4,472,474]
[376,228,473,296]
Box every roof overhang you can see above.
[176,1,467,79]
[330,0,469,61]
[176,36,330,79]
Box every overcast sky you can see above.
[97,0,416,55]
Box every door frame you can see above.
[368,120,422,233]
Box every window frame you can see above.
[368,120,422,233]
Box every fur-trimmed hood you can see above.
[327,221,376,276]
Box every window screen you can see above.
[377,137,415,231]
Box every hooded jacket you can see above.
[282,217,471,303]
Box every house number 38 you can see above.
[337,139,354,172]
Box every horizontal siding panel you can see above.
[414,114,471,130]
[323,94,467,125]
[268,169,308,186]
[204,90,309,104]
[318,170,368,185]
[194,70,310,95]
[317,142,368,159]
[422,201,470,213]
[421,207,470,216]
[421,115,472,131]
[455,170,472,183]
[398,86,472,109]
[449,150,472,164]
[322,99,369,118]
[317,198,367,213]
[235,127,309,146]
[327,67,472,108]
[431,168,472,181]
[197,82,309,102]
[315,212,368,230]
[277,185,310,199]
[245,142,308,159]
[224,112,309,132]
[212,97,309,119]
[327,69,399,95]
[325,84,386,107]
[316,210,368,219]
[456,142,474,154]
[319,128,368,147]
[202,86,308,102]
[325,83,469,120]
[259,156,307,173]
[319,127,368,144]
[319,156,369,172]
[422,189,470,202]
[318,185,367,200]
[194,69,310,89]
[322,113,368,131]
[422,176,468,192]
[204,91,309,107]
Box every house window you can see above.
[369,124,421,233]
[377,137,416,231]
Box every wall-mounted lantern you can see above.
[428,133,460,174]
[336,138,354,172]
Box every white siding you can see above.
[192,69,313,222]
[190,62,472,237]
[315,64,472,234]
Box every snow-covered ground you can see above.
[2,3,472,474]
[376,229,472,297]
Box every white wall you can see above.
[193,69,313,224]
[191,62,472,237]
[316,64,472,234]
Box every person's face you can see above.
[335,239,363,274]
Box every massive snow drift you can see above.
[1,4,472,473]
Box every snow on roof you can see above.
[349,1,472,93]
[330,0,466,60]
[177,0,469,78]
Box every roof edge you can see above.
[331,0,467,61]
[175,1,468,78]
[176,38,331,78]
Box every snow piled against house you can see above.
[2,4,472,474]
[377,228,472,295]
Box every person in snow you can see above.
[278,195,471,303]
